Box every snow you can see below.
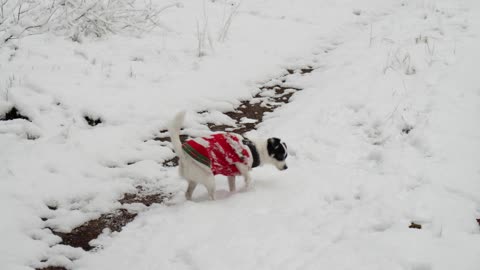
[1,0,480,269]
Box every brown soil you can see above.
[152,131,189,167]
[0,106,30,121]
[162,156,180,167]
[84,116,102,126]
[47,186,171,252]
[47,205,58,211]
[409,222,422,229]
[51,209,137,251]
[119,186,172,206]
[212,84,301,134]
[402,125,413,134]
[37,267,67,270]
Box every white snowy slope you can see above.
[1,0,479,269]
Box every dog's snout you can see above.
[283,165,288,170]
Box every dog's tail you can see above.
[168,111,186,159]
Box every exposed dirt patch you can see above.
[36,267,67,270]
[203,68,306,134]
[409,222,422,229]
[46,204,58,211]
[126,161,138,166]
[84,115,102,126]
[300,66,314,74]
[287,66,314,75]
[208,84,301,134]
[44,186,171,254]
[162,156,180,167]
[402,125,413,134]
[152,129,190,167]
[0,106,30,121]
[119,186,172,206]
[51,209,137,251]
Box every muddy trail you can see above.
[37,65,315,270]
[153,66,312,167]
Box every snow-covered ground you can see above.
[1,0,480,269]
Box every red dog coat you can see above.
[182,133,251,176]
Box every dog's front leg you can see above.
[228,176,236,192]
[235,163,252,188]
[185,181,197,200]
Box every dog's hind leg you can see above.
[204,176,216,200]
[185,181,197,200]
[235,163,252,188]
[228,176,236,192]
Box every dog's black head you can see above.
[267,137,288,170]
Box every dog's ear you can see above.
[267,138,281,154]
[267,137,288,161]
[267,137,281,146]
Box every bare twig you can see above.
[218,1,240,42]
[196,20,203,57]
[16,0,21,22]
[2,4,59,44]
[1,0,10,19]
[369,23,373,48]
[72,2,98,22]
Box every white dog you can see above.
[168,111,288,200]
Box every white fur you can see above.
[168,111,287,200]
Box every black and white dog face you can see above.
[267,137,288,170]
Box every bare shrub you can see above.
[383,48,416,76]
[0,0,181,46]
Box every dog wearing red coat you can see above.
[168,111,288,200]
